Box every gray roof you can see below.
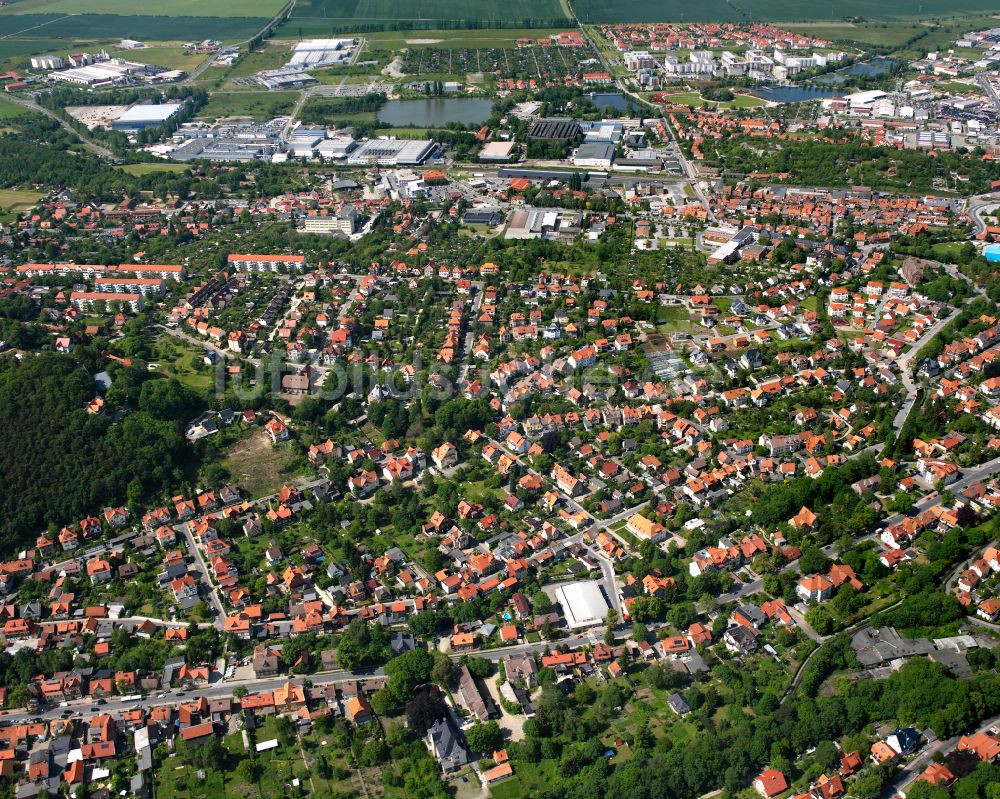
[428,717,468,762]
[851,627,935,667]
[667,692,690,715]
[575,141,615,161]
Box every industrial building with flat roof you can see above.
[572,141,615,168]
[288,39,358,69]
[347,139,436,166]
[528,118,582,141]
[111,102,184,131]
[505,207,583,241]
[478,140,517,161]
[51,58,181,87]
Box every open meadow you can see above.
[0,189,44,213]
[195,91,299,121]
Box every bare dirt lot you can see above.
[223,428,302,498]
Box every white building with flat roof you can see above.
[347,138,436,166]
[555,580,610,629]
[288,38,357,69]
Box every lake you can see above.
[817,58,895,84]
[750,85,839,103]
[846,58,895,77]
[377,98,493,127]
[583,92,636,112]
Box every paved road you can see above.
[0,628,613,727]
[457,281,486,387]
[481,433,630,622]
[966,194,1000,237]
[178,521,226,630]
[977,74,1000,116]
[892,305,961,430]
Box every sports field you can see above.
[1,0,284,15]
[573,0,1000,22]
[289,0,568,24]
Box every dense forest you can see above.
[0,119,204,199]
[702,136,1000,194]
[0,355,195,551]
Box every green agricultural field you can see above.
[289,0,568,26]
[363,27,572,48]
[0,14,270,44]
[0,37,68,65]
[786,22,925,48]
[117,162,190,176]
[105,43,209,72]
[196,90,298,120]
[573,0,1000,23]
[573,0,739,23]
[3,0,284,16]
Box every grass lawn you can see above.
[155,757,231,799]
[375,127,435,138]
[151,337,216,392]
[657,305,696,334]
[934,80,980,94]
[0,96,40,120]
[5,0,284,16]
[0,189,44,213]
[611,524,641,549]
[197,91,299,121]
[460,479,506,503]
[490,776,522,799]
[660,91,704,106]
[801,295,819,312]
[494,757,560,797]
[723,94,768,108]
[223,429,304,498]
[661,90,765,109]
[219,42,293,81]
[118,162,190,176]
[930,240,969,261]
